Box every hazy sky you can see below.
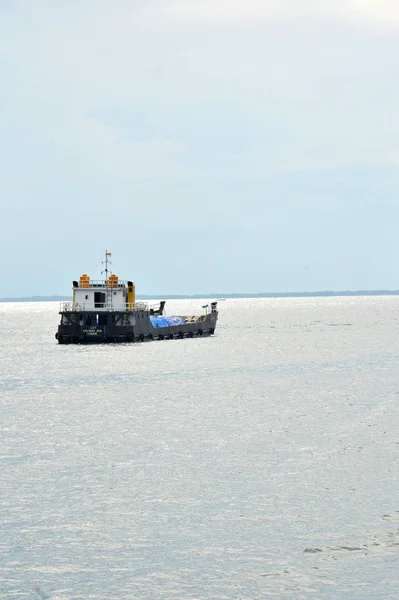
[1,0,399,296]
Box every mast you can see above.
[104,249,110,282]
[103,249,112,308]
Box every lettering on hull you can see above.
[82,328,102,334]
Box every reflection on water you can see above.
[0,297,398,599]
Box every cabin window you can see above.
[94,292,106,308]
[85,294,88,300]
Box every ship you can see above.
[55,251,218,344]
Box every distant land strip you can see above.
[2,291,399,302]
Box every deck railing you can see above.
[76,280,130,288]
[60,301,149,312]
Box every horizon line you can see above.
[2,289,399,302]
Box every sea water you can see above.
[0,297,398,599]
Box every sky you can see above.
[1,0,399,296]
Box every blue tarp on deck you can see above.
[150,316,186,328]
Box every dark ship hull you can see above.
[56,303,218,345]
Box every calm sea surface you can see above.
[0,297,398,599]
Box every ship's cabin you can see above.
[71,273,136,312]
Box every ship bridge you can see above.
[66,273,138,312]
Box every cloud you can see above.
[51,118,187,180]
[348,0,399,26]
[152,0,399,28]
[1,0,399,184]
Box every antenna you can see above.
[101,249,112,282]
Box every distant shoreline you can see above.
[1,291,399,303]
